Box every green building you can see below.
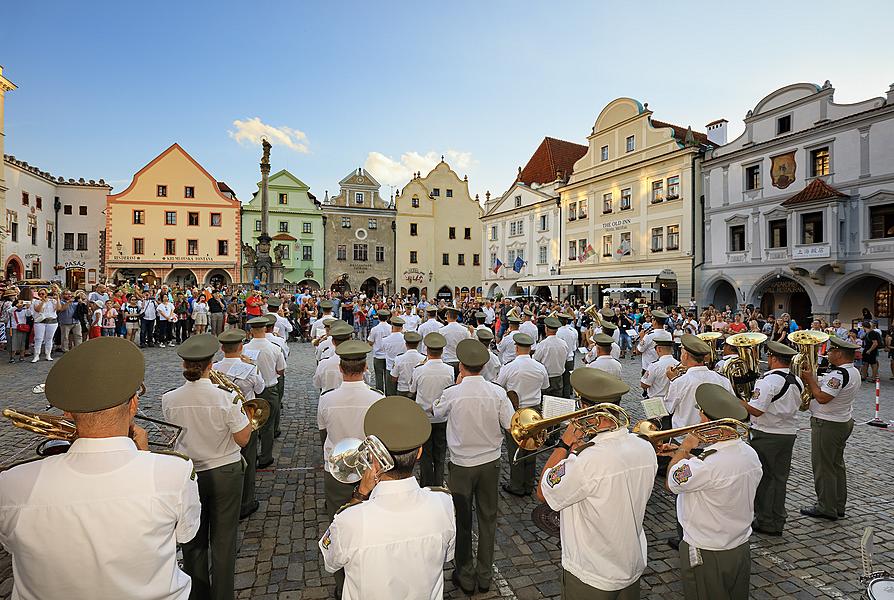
[241,169,324,287]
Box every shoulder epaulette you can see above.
[427,485,452,495]
[321,388,336,396]
[697,449,718,461]
[396,352,405,356]
[369,387,384,395]
[152,449,191,461]
[443,383,457,391]
[572,441,594,455]
[335,499,363,515]
[1,455,45,473]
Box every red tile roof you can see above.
[781,178,848,207]
[517,137,587,186]
[650,119,711,147]
[272,233,297,241]
[217,181,235,195]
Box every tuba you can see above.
[209,370,270,430]
[788,330,830,411]
[326,435,395,483]
[583,304,604,327]
[696,332,722,365]
[509,402,629,463]
[721,332,767,401]
[633,417,749,449]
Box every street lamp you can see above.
[116,241,123,255]
[550,266,557,276]
[428,271,433,282]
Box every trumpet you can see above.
[668,363,688,380]
[789,330,830,411]
[209,370,270,430]
[509,402,629,463]
[632,417,749,450]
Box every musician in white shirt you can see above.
[416,306,442,355]
[313,321,356,393]
[367,309,393,392]
[243,317,286,469]
[497,316,523,364]
[438,306,471,377]
[410,333,455,487]
[381,317,407,395]
[637,310,672,373]
[665,335,735,429]
[556,313,579,398]
[391,331,424,396]
[533,317,570,397]
[475,328,502,382]
[640,338,680,417]
[519,309,539,342]
[586,333,623,382]
[401,302,421,332]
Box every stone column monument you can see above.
[253,140,274,285]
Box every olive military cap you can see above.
[652,310,668,320]
[681,333,711,357]
[264,313,277,326]
[444,306,460,315]
[177,333,219,361]
[592,333,614,347]
[46,337,144,413]
[403,331,422,344]
[766,340,797,357]
[558,312,574,320]
[695,383,748,421]
[571,368,629,402]
[425,306,438,314]
[336,340,372,360]
[475,311,486,319]
[247,316,269,328]
[329,320,355,339]
[457,339,490,368]
[390,316,405,326]
[828,335,860,350]
[655,338,675,347]
[423,332,447,349]
[599,308,615,319]
[364,396,431,452]
[218,329,247,344]
[600,321,618,333]
[476,328,494,342]
[523,308,534,317]
[507,315,522,324]
[543,317,561,329]
[513,333,535,347]
[266,297,281,308]
[378,309,391,318]
[320,300,334,310]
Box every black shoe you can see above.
[502,484,527,497]
[666,537,680,550]
[752,523,783,536]
[257,459,274,469]
[800,506,838,521]
[478,584,491,593]
[8,358,14,363]
[837,511,846,518]
[450,571,474,595]
[239,500,260,520]
[274,430,282,439]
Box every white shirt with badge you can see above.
[481,350,502,382]
[519,320,538,343]
[587,354,623,379]
[541,430,658,591]
[410,359,455,424]
[243,336,286,387]
[213,357,265,400]
[434,375,514,467]
[496,355,549,408]
[438,321,471,363]
[557,324,579,362]
[668,439,762,551]
[665,366,735,429]
[317,381,383,473]
[391,348,425,392]
[416,318,441,354]
[533,335,570,377]
[162,379,250,472]
[382,331,407,372]
[0,437,201,600]
[367,320,392,359]
[314,353,343,392]
[638,328,672,370]
[497,330,522,364]
[266,331,290,361]
[810,363,860,422]
[640,354,680,400]
[316,336,334,362]
[749,369,802,435]
[319,477,456,600]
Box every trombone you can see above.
[209,370,270,430]
[632,417,749,450]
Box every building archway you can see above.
[828,273,894,327]
[486,283,502,298]
[165,268,198,288]
[508,282,523,296]
[755,276,812,326]
[296,279,320,291]
[407,286,420,300]
[705,277,737,311]
[436,285,453,302]
[360,277,380,297]
[330,275,351,294]
[204,269,232,288]
[533,286,552,300]
[5,255,23,281]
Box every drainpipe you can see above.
[391,219,396,296]
[556,196,562,300]
[53,197,61,280]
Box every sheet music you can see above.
[241,348,260,361]
[542,395,576,420]
[224,361,254,380]
[641,397,668,419]
[577,347,588,354]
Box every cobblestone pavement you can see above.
[1,340,893,599]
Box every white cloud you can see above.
[228,117,310,153]
[363,150,476,188]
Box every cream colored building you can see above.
[0,66,17,271]
[106,143,241,287]
[394,159,482,302]
[556,98,714,306]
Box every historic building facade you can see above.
[321,168,395,296]
[700,82,894,326]
[105,143,241,287]
[241,169,324,287]
[482,137,586,299]
[394,159,482,302]
[0,66,15,274]
[555,98,713,306]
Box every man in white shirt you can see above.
[667,383,761,600]
[433,339,514,595]
[263,313,289,439]
[381,316,407,395]
[244,316,286,469]
[313,321,355,393]
[401,302,421,332]
[519,308,539,342]
[0,337,201,600]
[496,332,549,496]
[641,338,679,420]
[475,328,502,382]
[482,300,496,327]
[140,295,159,347]
[265,297,293,340]
[538,368,657,599]
[597,320,622,360]
[637,309,672,373]
[799,335,861,521]
[410,333,455,487]
[438,306,471,378]
[665,335,735,429]
[557,313,579,398]
[416,306,441,355]
[311,299,336,339]
[713,339,739,374]
[586,333,623,381]
[497,315,523,364]
[742,341,801,535]
[367,309,392,392]
[533,317,570,397]
[319,396,455,600]
[391,330,424,396]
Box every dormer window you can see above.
[355,192,364,204]
[626,135,635,153]
[514,196,522,208]
[601,146,609,161]
[411,197,420,208]
[776,115,792,135]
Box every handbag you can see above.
[17,323,30,332]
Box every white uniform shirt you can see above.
[416,318,441,354]
[638,328,672,370]
[496,355,549,408]
[519,320,538,342]
[438,321,471,363]
[810,363,860,422]
[557,324,579,362]
[319,477,456,600]
[273,313,293,339]
[541,430,657,591]
[411,359,455,423]
[0,437,201,600]
[244,337,286,387]
[367,320,392,359]
[311,314,334,339]
[533,335,570,377]
[749,369,802,434]
[482,305,495,325]
[668,439,762,551]
[382,331,407,372]
[497,329,522,364]
[314,353,343,392]
[434,375,514,467]
[266,331,290,360]
[713,353,739,374]
[481,350,502,382]
[317,337,334,362]
[587,354,623,379]
[213,357,265,400]
[317,381,383,473]
[640,354,680,401]
[391,349,425,391]
[162,379,250,472]
[666,366,735,429]
[402,312,421,332]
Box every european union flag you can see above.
[512,256,525,273]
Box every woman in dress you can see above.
[192,295,209,335]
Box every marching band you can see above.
[0,294,870,600]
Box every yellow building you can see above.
[558,98,712,306]
[105,143,241,287]
[394,159,482,302]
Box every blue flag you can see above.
[512,256,525,273]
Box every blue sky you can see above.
[2,1,892,203]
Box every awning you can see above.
[569,269,661,283]
[604,287,657,294]
[513,274,576,287]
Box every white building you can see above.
[482,137,586,299]
[3,154,110,288]
[700,81,894,327]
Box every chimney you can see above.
[705,119,728,146]
[887,83,894,104]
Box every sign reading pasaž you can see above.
[602,218,631,231]
[111,255,215,262]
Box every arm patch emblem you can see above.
[547,462,566,488]
[673,463,692,485]
[827,377,841,390]
[321,529,332,549]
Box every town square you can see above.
[1,2,893,599]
